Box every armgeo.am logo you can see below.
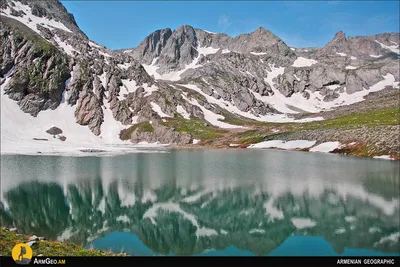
[11,243,66,265]
[11,243,32,265]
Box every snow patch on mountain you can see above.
[192,139,201,144]
[250,52,267,55]
[196,46,220,55]
[120,79,139,96]
[180,83,322,123]
[292,57,318,67]
[1,2,72,36]
[373,155,393,160]
[327,84,340,90]
[375,40,400,55]
[176,105,191,119]
[151,102,172,118]
[117,63,131,70]
[310,142,341,153]
[142,46,220,81]
[99,51,112,58]
[53,35,79,56]
[204,30,216,34]
[1,71,115,155]
[248,140,317,149]
[89,41,101,49]
[184,96,243,129]
[261,72,398,114]
[142,83,159,97]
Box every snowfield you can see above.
[373,155,394,160]
[0,70,168,156]
[176,105,191,119]
[151,102,172,118]
[260,71,399,114]
[250,52,267,55]
[142,46,220,81]
[248,140,317,149]
[310,142,341,153]
[375,40,400,55]
[204,30,216,34]
[292,57,318,67]
[53,35,79,56]
[183,96,244,129]
[1,2,72,36]
[179,83,324,123]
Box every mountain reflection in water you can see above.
[1,149,399,255]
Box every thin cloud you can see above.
[218,15,232,30]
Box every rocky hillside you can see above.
[0,0,399,152]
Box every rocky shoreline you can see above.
[0,227,125,257]
[170,143,399,161]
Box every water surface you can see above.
[1,149,399,256]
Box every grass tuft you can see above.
[160,117,226,140]
[0,229,118,256]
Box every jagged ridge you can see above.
[0,0,399,150]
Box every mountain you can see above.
[0,0,399,156]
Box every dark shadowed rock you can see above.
[46,126,63,135]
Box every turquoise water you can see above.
[1,149,399,255]
[88,231,400,256]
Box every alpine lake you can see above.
[1,148,399,256]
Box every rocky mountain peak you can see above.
[226,26,293,57]
[130,28,172,64]
[170,24,198,43]
[154,25,200,73]
[333,30,346,41]
[175,24,195,32]
[1,0,399,148]
[252,26,273,35]
[3,0,87,39]
[248,26,282,44]
[315,30,350,57]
